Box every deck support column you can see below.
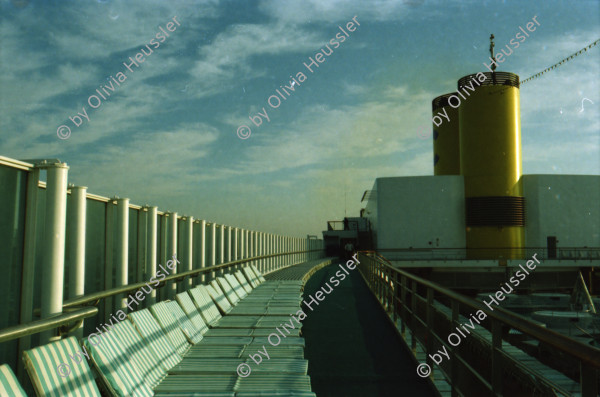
[40,162,69,344]
[68,185,87,339]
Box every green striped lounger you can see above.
[180,289,300,338]
[23,336,102,397]
[165,299,304,348]
[223,274,301,304]
[194,285,298,329]
[123,308,310,394]
[84,314,237,395]
[0,364,27,397]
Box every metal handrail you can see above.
[0,249,323,343]
[358,251,600,368]
[62,249,322,309]
[359,251,599,396]
[372,246,600,261]
[0,307,97,343]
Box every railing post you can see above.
[426,287,434,379]
[276,235,280,270]
[168,212,177,298]
[392,272,398,323]
[210,223,216,281]
[184,216,193,290]
[451,300,459,397]
[411,280,417,352]
[227,225,232,270]
[401,275,407,336]
[382,267,386,306]
[385,269,390,310]
[491,319,503,395]
[233,227,239,271]
[246,230,251,269]
[219,224,225,277]
[199,220,206,284]
[238,228,242,270]
[251,231,254,269]
[146,207,158,303]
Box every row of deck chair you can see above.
[3,264,316,397]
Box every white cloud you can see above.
[258,0,420,24]
[189,22,325,96]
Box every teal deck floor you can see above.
[301,263,435,397]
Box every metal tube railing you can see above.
[371,247,600,261]
[0,307,98,343]
[0,249,324,345]
[358,251,600,396]
[62,249,322,309]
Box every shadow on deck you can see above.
[301,263,435,397]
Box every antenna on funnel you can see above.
[489,34,497,84]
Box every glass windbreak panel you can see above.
[83,199,107,335]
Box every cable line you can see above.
[520,38,599,85]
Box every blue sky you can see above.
[0,0,598,237]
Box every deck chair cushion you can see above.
[111,319,167,389]
[83,326,153,396]
[23,336,101,397]
[189,286,222,325]
[0,364,27,397]
[175,292,210,336]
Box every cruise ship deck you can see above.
[0,155,598,396]
[1,1,600,396]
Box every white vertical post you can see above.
[68,185,87,339]
[239,228,244,271]
[265,233,269,273]
[227,225,232,265]
[256,232,260,272]
[147,206,158,304]
[260,232,265,273]
[18,167,40,363]
[268,234,272,272]
[219,225,225,276]
[273,234,281,269]
[199,220,206,283]
[40,162,69,344]
[259,232,263,273]
[252,231,255,261]
[184,216,193,290]
[210,223,216,280]
[304,238,306,262]
[284,236,287,267]
[168,212,178,298]
[245,230,249,262]
[105,201,114,312]
[116,198,129,311]
[233,227,238,270]
[255,231,259,272]
[271,234,275,271]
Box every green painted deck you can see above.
[298,263,435,397]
